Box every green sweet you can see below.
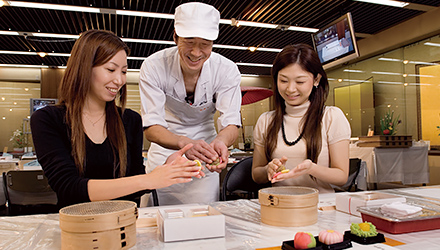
[350,222,378,237]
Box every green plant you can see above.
[10,127,26,148]
[380,108,401,135]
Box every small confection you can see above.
[194,159,202,171]
[211,158,221,166]
[294,232,316,249]
[318,229,343,245]
[350,222,378,237]
[273,169,290,179]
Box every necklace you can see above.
[281,120,303,146]
[84,112,105,127]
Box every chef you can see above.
[139,2,242,205]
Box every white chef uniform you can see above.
[139,46,242,205]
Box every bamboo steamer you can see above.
[59,200,138,250]
[259,187,319,227]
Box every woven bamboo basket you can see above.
[59,200,138,250]
[259,186,319,227]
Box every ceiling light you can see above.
[402,73,407,77]
[13,102,17,105]
[424,42,440,47]
[0,50,38,55]
[256,47,282,52]
[9,108,12,112]
[338,79,343,82]
[24,88,29,91]
[404,82,408,86]
[6,1,100,13]
[343,69,365,73]
[287,26,319,33]
[1,97,5,101]
[248,47,257,52]
[121,38,174,45]
[213,44,248,50]
[236,62,272,67]
[32,33,79,39]
[0,1,4,7]
[0,64,49,68]
[116,10,174,19]
[371,71,401,76]
[0,30,19,35]
[38,52,47,58]
[354,0,409,8]
[403,60,409,64]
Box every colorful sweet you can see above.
[318,230,343,245]
[194,160,202,171]
[273,169,290,179]
[350,222,378,237]
[294,232,316,249]
[211,158,221,166]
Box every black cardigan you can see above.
[31,105,147,208]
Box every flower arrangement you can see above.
[10,127,26,149]
[380,108,401,135]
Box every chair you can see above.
[221,156,271,201]
[334,158,362,192]
[0,174,7,215]
[3,170,58,215]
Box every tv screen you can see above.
[312,12,359,70]
[30,98,57,115]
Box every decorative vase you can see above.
[13,147,24,153]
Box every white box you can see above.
[335,192,406,217]
[157,205,225,242]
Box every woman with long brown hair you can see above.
[31,30,202,208]
[252,44,350,193]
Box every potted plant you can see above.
[10,127,26,152]
[380,108,401,135]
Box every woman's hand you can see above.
[267,156,288,181]
[150,144,205,189]
[271,159,314,183]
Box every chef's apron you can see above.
[146,82,218,206]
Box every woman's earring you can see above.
[315,85,318,88]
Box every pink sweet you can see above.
[294,232,316,249]
[318,230,343,245]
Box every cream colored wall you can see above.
[428,155,440,185]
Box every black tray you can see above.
[282,236,352,250]
[343,231,385,245]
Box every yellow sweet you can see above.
[194,160,202,171]
[281,169,290,173]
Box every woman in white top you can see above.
[252,44,351,193]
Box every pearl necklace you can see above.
[281,120,303,146]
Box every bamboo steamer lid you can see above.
[259,186,319,227]
[59,200,138,250]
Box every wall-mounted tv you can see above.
[312,12,359,70]
[30,98,58,116]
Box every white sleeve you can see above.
[215,63,242,131]
[139,58,168,129]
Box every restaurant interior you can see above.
[1,0,440,249]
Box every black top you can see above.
[30,105,147,208]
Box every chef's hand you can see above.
[271,159,313,183]
[150,144,204,189]
[267,156,288,182]
[182,139,218,165]
[205,139,228,173]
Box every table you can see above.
[350,144,429,186]
[2,186,440,249]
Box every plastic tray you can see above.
[358,201,440,234]
[282,236,352,250]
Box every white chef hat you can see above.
[174,2,220,41]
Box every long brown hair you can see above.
[266,44,329,163]
[58,29,130,177]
